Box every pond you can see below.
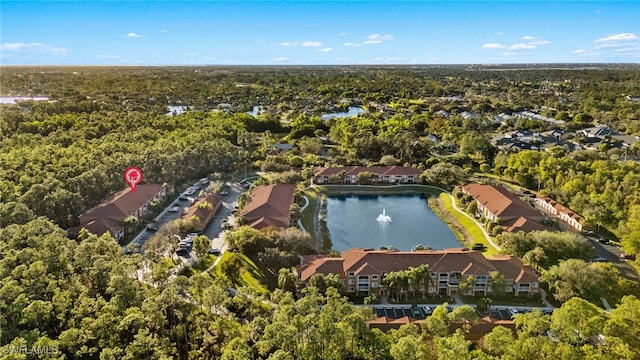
[326,194,460,251]
[0,96,49,104]
[320,106,365,120]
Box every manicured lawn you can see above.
[301,188,320,244]
[210,251,268,294]
[438,193,499,256]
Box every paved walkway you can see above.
[447,193,501,251]
[540,289,554,308]
[601,297,612,311]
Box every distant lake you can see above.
[0,96,49,104]
[326,194,460,251]
[320,106,365,120]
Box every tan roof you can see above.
[489,255,539,283]
[460,184,542,220]
[503,216,548,233]
[79,184,166,223]
[248,217,286,230]
[240,184,295,226]
[314,166,421,177]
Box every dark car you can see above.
[208,248,221,255]
[598,237,610,244]
[471,243,485,251]
[146,223,159,232]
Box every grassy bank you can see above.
[208,251,268,294]
[438,193,499,256]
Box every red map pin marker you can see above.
[124,166,143,192]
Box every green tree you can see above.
[193,235,210,260]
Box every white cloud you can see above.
[595,33,638,42]
[521,35,536,40]
[317,47,333,53]
[508,43,536,50]
[123,32,144,38]
[279,41,298,47]
[158,29,168,33]
[96,55,121,59]
[482,43,505,49]
[364,33,393,45]
[301,40,322,47]
[612,47,639,53]
[530,40,551,45]
[339,32,347,36]
[0,42,68,55]
[572,49,586,54]
[496,32,505,36]
[344,42,360,47]
[275,57,289,62]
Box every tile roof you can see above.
[488,255,538,283]
[460,184,542,220]
[79,184,166,223]
[502,216,548,233]
[78,218,123,237]
[298,248,537,284]
[181,194,222,231]
[240,184,295,229]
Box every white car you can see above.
[169,206,180,212]
[509,307,520,315]
[422,306,433,315]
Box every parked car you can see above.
[169,206,180,212]
[220,190,228,195]
[592,257,609,263]
[471,243,484,251]
[176,248,190,257]
[621,253,636,260]
[508,307,520,315]
[208,248,221,255]
[598,237,610,244]
[422,306,433,315]
[146,223,159,232]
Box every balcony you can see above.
[448,277,461,285]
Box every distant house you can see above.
[535,197,584,231]
[181,194,223,233]
[240,184,296,230]
[297,248,540,297]
[268,143,294,154]
[458,184,546,233]
[460,111,478,120]
[313,166,421,184]
[435,110,450,118]
[74,184,170,240]
[579,125,620,138]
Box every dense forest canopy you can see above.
[1,65,640,358]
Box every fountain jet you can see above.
[376,208,392,222]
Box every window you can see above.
[348,279,354,285]
[372,275,378,280]
[348,287,354,292]
[533,282,539,287]
[507,279,514,284]
[371,282,378,288]
[347,271,354,277]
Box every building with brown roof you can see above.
[181,194,222,233]
[76,184,170,240]
[313,166,421,184]
[535,197,584,231]
[459,184,546,233]
[297,248,539,297]
[240,184,296,230]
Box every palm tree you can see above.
[383,272,399,301]
[413,264,431,298]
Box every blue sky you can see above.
[1,1,638,65]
